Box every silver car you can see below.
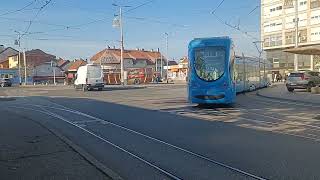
[286,71,320,92]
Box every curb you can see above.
[26,116,123,180]
[50,128,123,180]
[256,92,320,106]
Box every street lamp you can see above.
[165,32,169,83]
[112,3,131,86]
[253,40,264,88]
[14,31,22,85]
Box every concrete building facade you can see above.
[261,0,320,75]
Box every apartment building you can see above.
[261,0,320,75]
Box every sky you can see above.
[0,0,261,61]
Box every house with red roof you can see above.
[90,47,167,84]
[91,47,167,73]
[166,57,189,83]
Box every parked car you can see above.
[286,71,320,92]
[0,78,12,87]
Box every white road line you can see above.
[10,105,182,180]
[73,120,103,124]
[29,104,266,180]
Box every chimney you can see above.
[0,45,4,52]
[157,48,160,52]
[107,46,111,49]
[151,49,154,52]
[113,46,116,49]
[141,48,145,51]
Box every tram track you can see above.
[7,100,266,180]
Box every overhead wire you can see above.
[0,0,37,17]
[125,16,188,28]
[20,0,156,36]
[210,0,260,41]
[22,0,53,37]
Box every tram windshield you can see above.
[194,46,226,81]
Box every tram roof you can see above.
[283,46,320,55]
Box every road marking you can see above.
[27,103,266,180]
[10,105,182,180]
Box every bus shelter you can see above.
[283,46,320,72]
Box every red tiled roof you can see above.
[57,58,69,67]
[91,48,166,63]
[20,49,56,67]
[91,49,131,62]
[168,61,178,65]
[68,60,87,71]
[180,57,188,64]
[127,50,150,59]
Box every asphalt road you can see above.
[1,84,320,179]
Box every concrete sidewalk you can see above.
[257,83,320,105]
[0,109,111,180]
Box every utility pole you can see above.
[253,41,264,88]
[160,50,163,78]
[120,6,124,85]
[294,0,299,71]
[51,60,56,85]
[23,49,27,85]
[165,32,169,83]
[14,31,22,85]
[112,4,130,86]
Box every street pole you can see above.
[15,31,22,85]
[18,40,22,85]
[242,53,246,91]
[165,33,169,83]
[120,6,124,86]
[52,60,56,85]
[112,3,130,85]
[294,0,299,72]
[253,41,263,88]
[155,55,158,72]
[23,49,27,85]
[160,50,163,78]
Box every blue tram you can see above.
[188,37,236,104]
[188,37,270,105]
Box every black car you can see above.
[0,78,12,87]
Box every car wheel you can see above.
[307,82,315,92]
[82,85,87,92]
[287,88,294,92]
[249,84,256,91]
[134,79,140,85]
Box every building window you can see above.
[284,0,294,9]
[299,29,308,43]
[264,37,271,47]
[311,0,320,9]
[300,1,307,6]
[285,31,295,45]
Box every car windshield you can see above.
[87,66,102,78]
[289,73,304,77]
[194,47,226,81]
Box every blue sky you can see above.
[0,0,261,60]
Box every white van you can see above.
[74,64,104,91]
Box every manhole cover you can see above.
[0,98,16,101]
